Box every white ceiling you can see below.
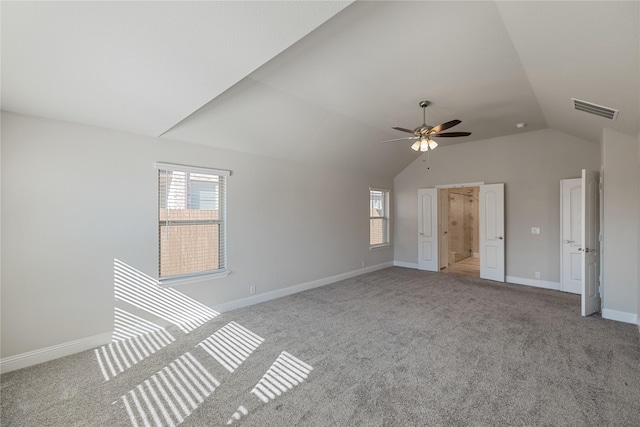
[2,1,638,178]
[1,1,351,136]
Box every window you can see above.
[157,163,230,281]
[370,188,390,247]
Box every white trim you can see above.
[0,332,112,374]
[506,275,561,291]
[602,308,638,325]
[435,181,484,189]
[155,162,231,176]
[369,244,391,250]
[394,261,418,269]
[369,186,391,193]
[160,270,231,287]
[212,262,393,313]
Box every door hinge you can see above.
[599,182,603,191]
[599,232,603,242]
[598,285,603,295]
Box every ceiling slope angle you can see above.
[164,1,548,177]
[496,1,639,143]
[248,1,550,145]
[0,1,353,137]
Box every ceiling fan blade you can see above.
[432,132,472,138]
[392,126,417,134]
[382,136,418,143]
[430,120,461,134]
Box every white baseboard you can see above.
[1,263,394,374]
[393,261,418,269]
[506,276,561,291]
[0,332,112,374]
[602,308,638,325]
[212,261,394,313]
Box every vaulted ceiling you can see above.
[2,1,638,178]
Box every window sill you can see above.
[369,244,392,250]
[159,270,230,288]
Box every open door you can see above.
[581,169,600,316]
[479,183,505,281]
[560,178,583,294]
[438,189,449,270]
[418,188,438,271]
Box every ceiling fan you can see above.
[383,101,471,151]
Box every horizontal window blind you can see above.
[370,188,390,247]
[158,165,227,280]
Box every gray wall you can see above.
[601,128,639,321]
[393,128,601,284]
[1,112,393,358]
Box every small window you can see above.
[370,188,390,248]
[157,163,230,281]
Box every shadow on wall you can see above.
[93,259,314,426]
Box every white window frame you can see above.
[369,187,391,249]
[156,162,231,285]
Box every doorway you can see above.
[418,183,504,282]
[440,187,480,277]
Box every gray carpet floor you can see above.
[2,267,640,426]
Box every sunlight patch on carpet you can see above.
[251,351,313,404]
[95,322,174,382]
[225,405,249,425]
[197,321,264,373]
[117,352,219,427]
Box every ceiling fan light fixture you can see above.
[383,100,471,151]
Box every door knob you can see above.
[419,232,424,236]
[564,240,574,244]
[497,236,503,240]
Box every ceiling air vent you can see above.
[571,98,618,120]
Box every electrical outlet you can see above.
[249,285,256,295]
[534,272,541,279]
[531,227,540,235]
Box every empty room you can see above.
[1,1,639,426]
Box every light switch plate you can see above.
[531,227,540,234]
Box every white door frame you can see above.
[435,182,484,270]
[418,181,506,283]
[435,182,485,190]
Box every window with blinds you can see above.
[157,163,230,281]
[370,188,390,248]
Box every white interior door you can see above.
[418,188,438,271]
[581,169,600,316]
[438,189,449,270]
[479,183,505,281]
[560,178,582,294]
